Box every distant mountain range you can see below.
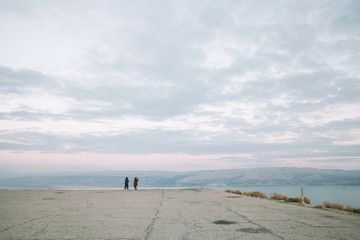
[1,167,360,189]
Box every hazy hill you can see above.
[1,167,360,189]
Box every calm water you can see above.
[212,185,360,208]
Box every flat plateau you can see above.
[1,189,359,240]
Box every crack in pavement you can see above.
[144,189,164,240]
[179,205,202,240]
[1,211,64,235]
[225,205,286,240]
[1,217,38,233]
[35,225,48,235]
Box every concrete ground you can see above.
[0,189,359,240]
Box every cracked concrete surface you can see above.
[0,189,359,239]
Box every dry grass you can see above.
[345,205,360,214]
[270,192,288,201]
[286,197,302,203]
[244,191,268,199]
[234,190,242,195]
[226,189,360,214]
[316,202,360,214]
[271,193,311,204]
[323,201,360,214]
[345,205,355,213]
[323,201,344,211]
[225,189,360,214]
[225,189,242,195]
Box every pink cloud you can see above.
[0,151,253,172]
[276,156,360,170]
[1,151,359,173]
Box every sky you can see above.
[1,0,360,174]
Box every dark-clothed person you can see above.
[133,177,138,190]
[124,177,129,189]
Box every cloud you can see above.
[0,1,360,171]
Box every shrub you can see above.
[234,190,242,195]
[323,201,344,211]
[286,197,302,203]
[345,206,360,214]
[225,189,242,195]
[345,205,354,213]
[270,193,310,204]
[270,193,288,201]
[314,205,323,209]
[245,191,268,199]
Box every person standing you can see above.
[133,177,138,190]
[124,177,129,190]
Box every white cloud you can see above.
[315,129,360,146]
[197,101,269,127]
[0,89,115,115]
[0,0,359,170]
[0,90,72,114]
[298,103,360,127]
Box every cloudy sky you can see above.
[1,0,360,174]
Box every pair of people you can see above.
[124,177,139,190]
